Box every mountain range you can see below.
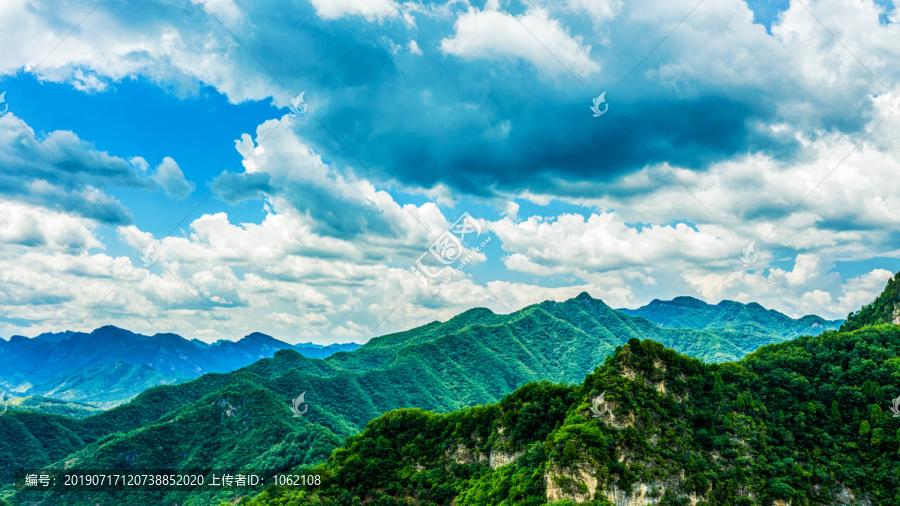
[0,327,359,407]
[0,295,838,410]
[0,291,849,505]
[619,295,842,338]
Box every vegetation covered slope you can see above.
[0,293,784,487]
[620,296,842,341]
[0,326,360,406]
[232,323,900,506]
[842,271,900,332]
[23,362,191,408]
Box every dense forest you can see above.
[841,271,900,332]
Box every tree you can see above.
[860,420,871,439]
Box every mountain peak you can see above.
[92,325,130,334]
[668,296,709,308]
[841,270,900,332]
[242,332,280,344]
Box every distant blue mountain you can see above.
[0,326,360,406]
[618,296,842,341]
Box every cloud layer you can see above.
[0,0,898,342]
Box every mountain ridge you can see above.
[841,271,900,332]
[0,326,360,406]
[618,294,843,338]
[236,322,900,505]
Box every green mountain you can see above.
[0,326,360,407]
[619,296,842,340]
[842,271,900,332]
[23,362,192,408]
[234,320,900,506]
[0,293,795,496]
[2,396,102,419]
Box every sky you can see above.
[0,0,899,344]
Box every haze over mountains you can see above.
[619,296,843,339]
[0,327,359,407]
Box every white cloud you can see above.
[490,212,732,276]
[1,0,899,340]
[566,0,622,23]
[309,0,396,20]
[152,157,194,199]
[440,6,601,78]
[0,200,101,251]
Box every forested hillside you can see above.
[620,296,842,339]
[235,324,900,505]
[3,290,869,505]
[1,293,808,505]
[0,326,360,407]
[842,272,900,332]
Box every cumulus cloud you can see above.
[2,0,897,198]
[152,157,194,199]
[309,0,396,20]
[566,0,622,23]
[0,0,898,340]
[214,117,444,241]
[0,200,101,251]
[440,6,601,78]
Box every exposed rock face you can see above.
[545,464,597,503]
[835,485,873,505]
[605,483,659,506]
[545,468,706,506]
[892,302,900,325]
[488,448,522,468]
[446,441,523,469]
[447,443,487,466]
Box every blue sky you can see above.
[0,0,899,343]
